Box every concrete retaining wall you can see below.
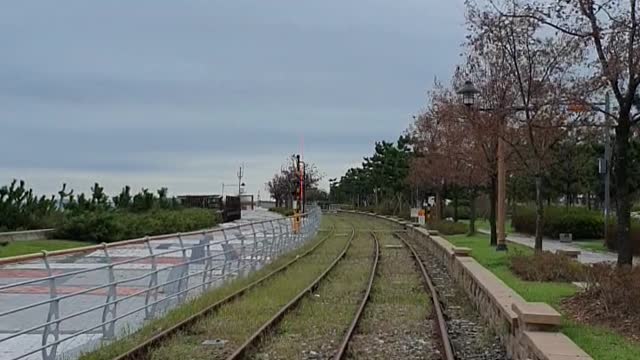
[347,211,592,360]
[0,229,54,242]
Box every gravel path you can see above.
[408,234,508,360]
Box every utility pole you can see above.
[603,92,612,242]
[237,164,244,196]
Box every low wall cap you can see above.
[453,247,471,257]
[512,302,562,326]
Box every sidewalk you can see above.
[477,229,619,264]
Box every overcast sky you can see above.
[1,0,466,199]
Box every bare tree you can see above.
[489,0,640,264]
[467,2,586,251]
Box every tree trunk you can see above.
[453,188,459,222]
[435,190,443,221]
[490,175,498,246]
[468,189,477,236]
[615,116,633,266]
[535,175,544,253]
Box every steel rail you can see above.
[394,232,456,360]
[333,231,380,359]
[114,218,338,360]
[226,224,357,360]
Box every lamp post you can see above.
[457,80,508,251]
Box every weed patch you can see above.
[509,251,586,282]
[565,264,640,343]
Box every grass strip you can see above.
[0,239,89,258]
[446,234,640,360]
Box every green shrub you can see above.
[428,220,468,235]
[55,211,122,243]
[509,251,586,282]
[512,206,604,240]
[56,209,219,243]
[513,206,640,254]
[444,206,470,220]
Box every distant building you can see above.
[177,195,223,209]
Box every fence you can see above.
[0,207,321,360]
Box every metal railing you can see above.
[0,207,321,360]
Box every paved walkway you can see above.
[477,229,620,264]
[0,208,285,360]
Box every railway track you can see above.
[326,228,452,360]
[111,216,346,360]
[225,226,363,359]
[97,213,500,360]
[333,231,379,359]
[393,232,455,360]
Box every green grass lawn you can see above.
[446,234,640,360]
[463,218,514,234]
[0,239,88,258]
[574,240,609,254]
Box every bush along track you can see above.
[402,231,508,360]
[139,216,358,360]
[344,231,441,360]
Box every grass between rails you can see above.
[348,232,434,359]
[144,216,358,360]
[80,215,342,360]
[446,234,640,360]
[0,239,89,258]
[252,219,380,359]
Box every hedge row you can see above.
[428,219,468,235]
[55,209,220,243]
[512,206,604,239]
[512,206,640,254]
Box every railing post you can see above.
[177,233,189,303]
[239,229,246,276]
[144,237,159,320]
[202,231,213,292]
[269,220,277,261]
[286,216,293,251]
[101,243,117,340]
[276,219,285,255]
[260,222,269,265]
[41,251,60,360]
[221,229,231,280]
[250,223,258,271]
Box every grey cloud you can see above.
[0,0,466,196]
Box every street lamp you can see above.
[457,80,508,251]
[458,80,481,107]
